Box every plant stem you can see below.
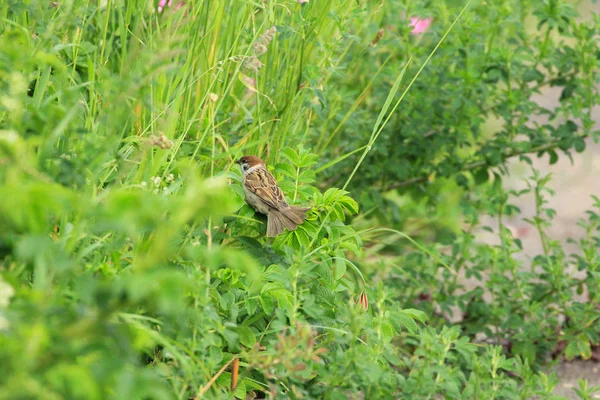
[385,136,588,191]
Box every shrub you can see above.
[1,0,599,399]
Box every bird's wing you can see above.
[244,168,288,210]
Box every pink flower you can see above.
[157,0,172,13]
[157,0,185,13]
[408,17,432,35]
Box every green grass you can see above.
[2,0,600,399]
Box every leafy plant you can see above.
[1,0,599,399]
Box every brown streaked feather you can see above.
[266,206,310,237]
[281,205,309,225]
[244,167,288,211]
[267,210,286,237]
[278,210,298,230]
[239,156,310,236]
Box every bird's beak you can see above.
[235,158,241,165]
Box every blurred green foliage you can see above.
[1,0,600,399]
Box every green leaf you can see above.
[260,293,275,315]
[402,308,427,323]
[560,83,577,101]
[275,162,296,178]
[208,346,223,365]
[280,148,300,165]
[452,337,477,365]
[391,311,418,334]
[548,149,559,164]
[565,335,592,361]
[523,68,544,83]
[473,168,489,185]
[245,298,258,316]
[216,373,247,399]
[237,326,256,348]
[261,282,284,294]
[371,60,410,139]
[512,341,537,363]
[299,152,319,168]
[220,292,235,310]
[456,173,469,188]
[499,359,517,373]
[270,289,294,314]
[380,320,396,342]
[315,146,368,174]
[334,258,346,280]
[574,137,586,153]
[238,204,258,218]
[233,379,247,399]
[383,350,402,366]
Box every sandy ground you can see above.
[477,2,600,396]
[500,137,600,399]
[477,48,600,400]
[463,1,600,394]
[464,133,600,398]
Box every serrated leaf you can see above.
[453,337,477,365]
[220,292,235,310]
[523,68,544,83]
[383,350,402,366]
[380,320,396,342]
[260,293,274,315]
[402,308,427,323]
[500,359,517,372]
[233,379,246,399]
[270,289,294,314]
[237,326,256,348]
[275,162,296,178]
[238,204,257,218]
[261,282,284,294]
[392,311,418,334]
[299,153,319,168]
[236,236,262,250]
[244,298,258,316]
[334,258,346,280]
[291,226,311,248]
[280,148,300,165]
[339,196,359,215]
[565,335,591,361]
[512,341,537,363]
[299,170,316,183]
[217,373,247,399]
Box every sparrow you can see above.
[236,155,309,237]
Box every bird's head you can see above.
[236,155,265,174]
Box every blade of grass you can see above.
[314,145,368,174]
[309,0,475,248]
[318,52,395,151]
[366,228,456,275]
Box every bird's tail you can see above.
[266,206,310,237]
